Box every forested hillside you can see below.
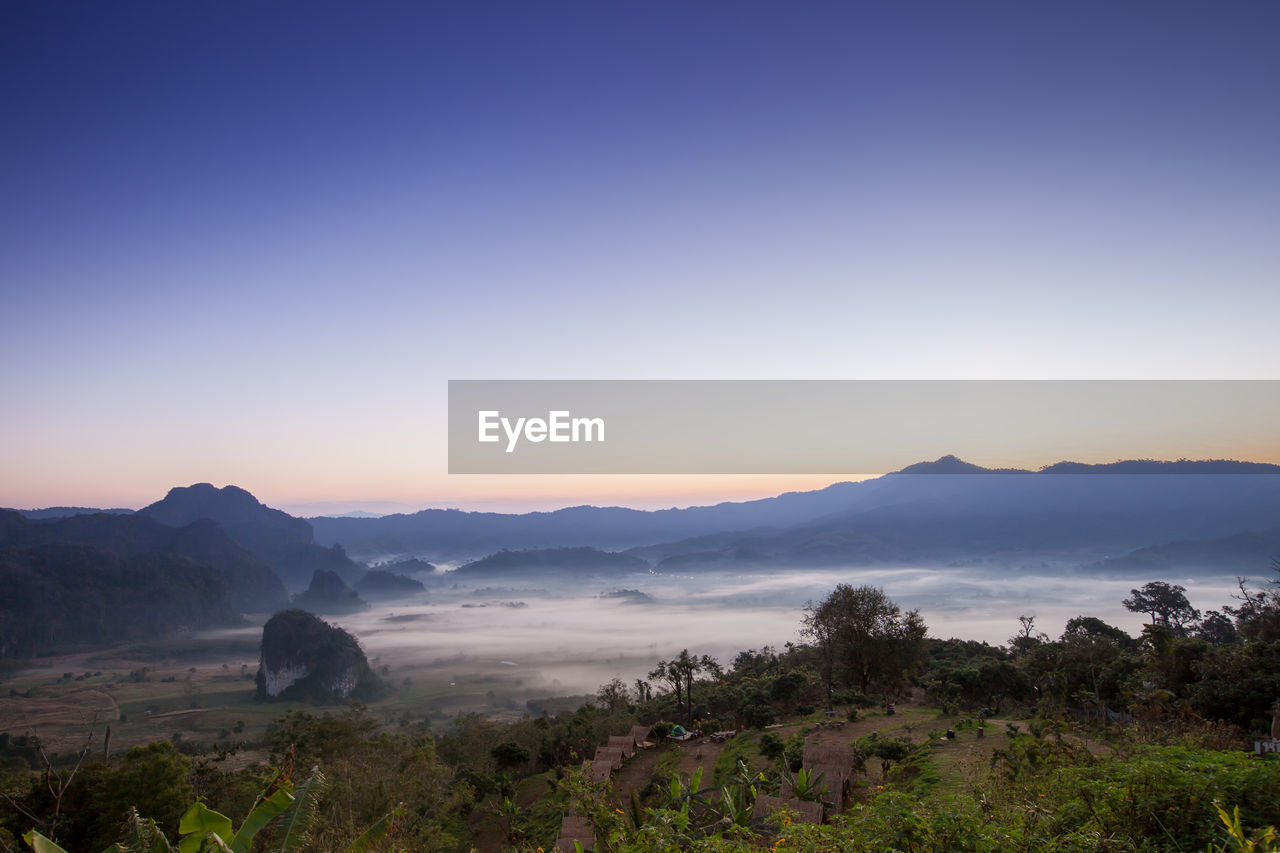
[3,570,1278,853]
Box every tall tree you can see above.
[651,650,719,722]
[801,585,928,697]
[1008,614,1048,656]
[648,659,682,718]
[595,677,630,712]
[1122,581,1200,634]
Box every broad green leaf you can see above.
[276,768,325,853]
[178,803,233,853]
[23,831,69,853]
[229,787,294,853]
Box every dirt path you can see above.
[611,736,730,804]
[673,737,727,790]
[803,705,938,750]
[612,743,665,799]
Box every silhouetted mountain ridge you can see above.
[1093,526,1280,574]
[310,457,1280,566]
[455,547,649,577]
[10,507,135,519]
[292,569,368,614]
[355,569,426,600]
[141,484,365,590]
[0,543,239,658]
[0,509,287,613]
[627,458,1280,570]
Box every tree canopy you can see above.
[801,584,927,698]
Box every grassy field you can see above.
[0,636,591,761]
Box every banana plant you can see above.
[645,766,719,832]
[718,784,754,827]
[787,767,827,802]
[717,759,763,827]
[24,767,401,853]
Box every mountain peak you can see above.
[141,483,315,551]
[160,483,262,508]
[895,455,995,475]
[1038,458,1280,475]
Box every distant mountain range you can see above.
[306,480,881,560]
[1092,527,1280,576]
[9,484,369,592]
[140,484,366,589]
[1,485,379,657]
[0,544,239,658]
[4,455,1279,658]
[454,546,649,577]
[16,506,134,520]
[0,508,286,612]
[303,457,1280,572]
[624,458,1280,571]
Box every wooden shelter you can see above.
[807,763,851,807]
[593,746,624,769]
[628,725,655,747]
[753,794,823,824]
[802,744,856,771]
[607,734,637,757]
[555,815,594,852]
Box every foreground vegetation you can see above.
[1,570,1278,852]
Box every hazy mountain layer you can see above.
[631,461,1280,570]
[454,546,649,577]
[1093,527,1280,575]
[0,544,239,658]
[311,457,1280,568]
[141,484,365,590]
[0,509,287,612]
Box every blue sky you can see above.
[3,1,1278,512]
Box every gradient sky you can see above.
[3,2,1279,513]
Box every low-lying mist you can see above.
[297,566,1245,707]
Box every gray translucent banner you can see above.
[447,380,1279,474]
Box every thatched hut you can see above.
[586,758,613,782]
[753,794,823,824]
[594,746,624,769]
[607,734,637,757]
[555,815,594,852]
[628,725,655,746]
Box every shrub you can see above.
[1045,746,1280,851]
[739,702,775,729]
[759,733,786,762]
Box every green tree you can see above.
[1196,610,1239,645]
[490,741,530,770]
[801,585,928,696]
[1123,581,1200,635]
[1229,571,1280,642]
[595,677,631,712]
[1008,614,1048,656]
[651,649,720,723]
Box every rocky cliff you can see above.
[291,569,368,614]
[254,609,382,703]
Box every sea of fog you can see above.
[285,567,1245,703]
